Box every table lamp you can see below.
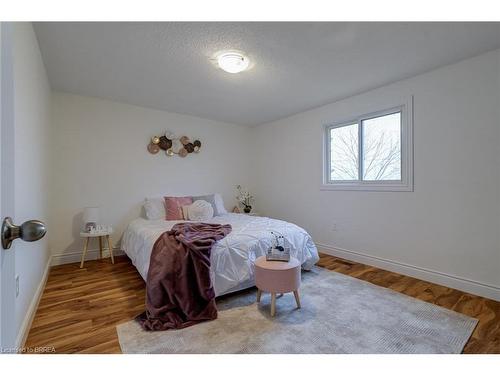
[83,207,99,232]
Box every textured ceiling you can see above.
[34,22,500,126]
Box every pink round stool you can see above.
[254,256,301,317]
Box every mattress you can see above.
[121,213,319,297]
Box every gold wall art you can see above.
[147,132,201,158]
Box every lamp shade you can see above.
[83,207,99,231]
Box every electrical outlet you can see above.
[15,275,20,298]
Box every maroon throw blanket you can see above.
[136,222,232,331]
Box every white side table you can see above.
[80,230,114,268]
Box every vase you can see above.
[243,205,252,213]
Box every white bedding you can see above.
[121,213,319,297]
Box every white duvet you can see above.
[121,213,319,297]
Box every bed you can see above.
[121,213,319,297]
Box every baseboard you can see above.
[51,247,125,266]
[15,255,52,349]
[316,243,500,302]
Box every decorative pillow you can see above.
[181,205,190,221]
[185,200,214,221]
[164,196,193,220]
[214,193,227,215]
[144,197,166,220]
[191,194,219,216]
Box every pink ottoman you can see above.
[254,256,301,317]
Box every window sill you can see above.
[320,183,413,192]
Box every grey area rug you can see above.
[117,267,477,354]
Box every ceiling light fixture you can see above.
[216,51,250,74]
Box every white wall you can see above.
[252,49,500,300]
[50,93,252,263]
[12,23,51,342]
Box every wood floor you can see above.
[25,253,500,353]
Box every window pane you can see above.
[362,112,401,181]
[330,123,359,181]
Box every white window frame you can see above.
[321,97,413,192]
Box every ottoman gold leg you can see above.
[271,293,276,317]
[293,290,301,309]
[256,289,262,303]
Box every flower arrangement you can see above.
[236,185,254,213]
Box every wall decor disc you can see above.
[185,143,194,153]
[166,148,174,156]
[147,143,160,154]
[193,140,201,148]
[158,136,172,150]
[178,148,188,157]
[151,136,160,145]
[193,145,200,153]
[179,136,190,145]
[171,138,181,150]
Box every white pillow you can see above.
[184,200,214,221]
[144,197,166,220]
[214,193,228,215]
[145,194,225,220]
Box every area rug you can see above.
[116,267,477,353]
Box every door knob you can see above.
[1,217,47,250]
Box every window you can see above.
[323,102,413,191]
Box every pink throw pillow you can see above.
[164,196,193,220]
